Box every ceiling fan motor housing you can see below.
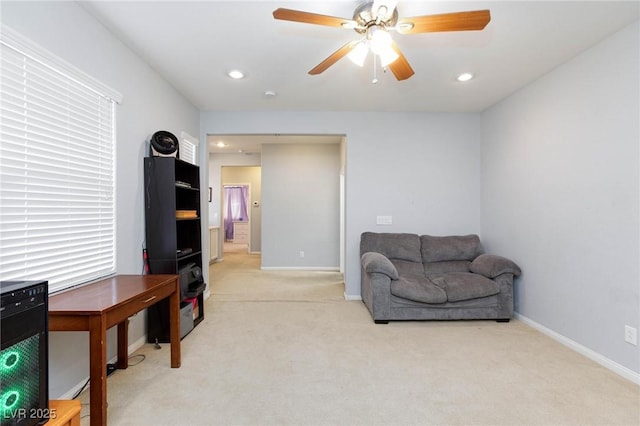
[353,1,398,33]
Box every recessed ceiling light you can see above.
[264,90,277,98]
[457,72,474,82]
[216,141,226,148]
[227,70,245,79]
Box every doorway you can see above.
[223,184,250,254]
[219,165,262,257]
[209,135,344,270]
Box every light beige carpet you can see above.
[79,251,640,425]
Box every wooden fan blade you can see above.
[387,42,414,81]
[397,10,491,34]
[273,8,355,28]
[309,40,359,75]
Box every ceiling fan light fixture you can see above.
[369,26,393,55]
[372,0,398,22]
[378,46,399,66]
[347,40,369,67]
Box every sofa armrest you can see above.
[361,252,399,280]
[470,254,521,278]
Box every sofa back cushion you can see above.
[423,260,471,276]
[360,232,422,263]
[421,235,483,263]
[391,259,425,277]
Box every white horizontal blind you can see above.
[179,131,199,166]
[0,28,119,293]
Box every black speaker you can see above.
[0,281,49,426]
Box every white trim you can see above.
[57,377,90,401]
[344,292,362,301]
[56,334,147,399]
[260,266,340,271]
[1,24,123,104]
[515,313,640,385]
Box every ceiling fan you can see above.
[273,1,491,81]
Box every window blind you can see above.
[179,131,199,166]
[0,26,121,294]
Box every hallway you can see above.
[208,246,345,302]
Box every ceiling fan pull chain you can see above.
[372,54,379,84]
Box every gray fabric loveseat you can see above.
[360,232,521,324]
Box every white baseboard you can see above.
[515,313,640,385]
[57,334,149,399]
[260,266,340,271]
[58,376,90,400]
[344,293,362,301]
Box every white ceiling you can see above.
[79,1,639,152]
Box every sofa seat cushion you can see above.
[428,272,500,302]
[390,274,447,304]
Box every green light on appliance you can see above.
[1,389,20,412]
[0,350,20,373]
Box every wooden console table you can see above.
[48,275,181,426]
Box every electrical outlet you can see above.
[299,251,305,258]
[624,325,637,346]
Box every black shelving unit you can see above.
[144,156,205,343]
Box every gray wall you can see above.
[1,1,200,397]
[200,112,482,296]
[481,21,639,375]
[261,143,341,269]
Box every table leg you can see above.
[169,281,181,368]
[88,315,107,426]
[117,320,129,369]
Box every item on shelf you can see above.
[176,210,197,218]
[178,262,204,299]
[184,297,199,320]
[149,130,179,157]
[179,302,194,338]
[175,180,191,188]
[177,248,193,257]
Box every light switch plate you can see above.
[376,215,392,225]
[625,325,637,345]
